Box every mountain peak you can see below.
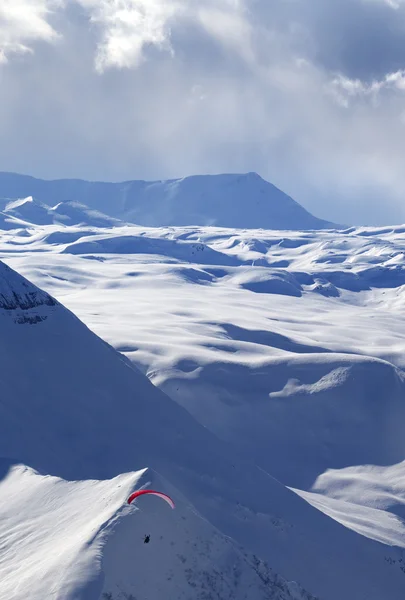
[0,171,338,230]
[0,261,57,324]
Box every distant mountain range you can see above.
[0,171,338,230]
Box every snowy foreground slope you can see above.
[0,171,336,229]
[0,261,326,600]
[1,464,316,600]
[1,219,405,598]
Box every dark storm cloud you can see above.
[252,0,405,81]
[300,0,405,81]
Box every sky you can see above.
[1,0,405,225]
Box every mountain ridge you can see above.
[0,170,338,230]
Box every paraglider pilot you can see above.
[126,489,175,546]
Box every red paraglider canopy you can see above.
[127,489,175,509]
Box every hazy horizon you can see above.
[1,1,405,226]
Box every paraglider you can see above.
[127,490,175,545]
[127,489,175,510]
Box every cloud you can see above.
[70,0,251,73]
[256,0,405,81]
[75,0,180,72]
[1,0,405,225]
[0,0,61,64]
[376,0,404,8]
[328,69,405,108]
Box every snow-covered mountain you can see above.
[0,196,124,228]
[1,463,318,600]
[1,257,405,600]
[0,170,337,230]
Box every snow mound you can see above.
[309,279,340,297]
[0,171,338,230]
[43,230,99,245]
[224,268,303,296]
[62,233,240,265]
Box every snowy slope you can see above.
[1,259,405,599]
[0,196,124,228]
[291,459,405,546]
[100,469,317,600]
[1,464,316,600]
[312,461,405,519]
[49,201,124,228]
[154,353,405,489]
[0,463,141,600]
[0,171,337,230]
[0,210,30,230]
[0,196,53,225]
[291,461,405,549]
[292,486,405,548]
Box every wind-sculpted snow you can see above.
[291,487,405,549]
[312,461,405,519]
[1,220,405,599]
[291,461,405,550]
